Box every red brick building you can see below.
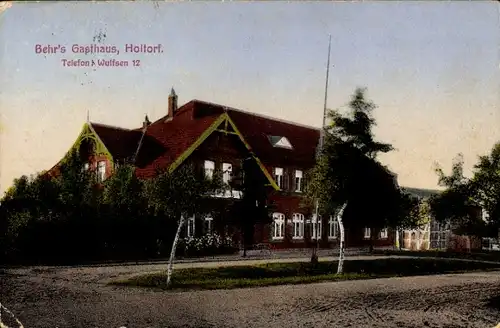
[49,89,394,250]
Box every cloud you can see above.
[0,1,12,14]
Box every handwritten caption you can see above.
[34,44,164,68]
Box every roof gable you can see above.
[52,100,321,185]
[225,106,320,167]
[90,123,144,161]
[162,100,320,168]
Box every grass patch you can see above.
[372,249,500,262]
[110,258,500,291]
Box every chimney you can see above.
[142,114,151,129]
[168,87,178,119]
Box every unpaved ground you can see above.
[2,257,500,328]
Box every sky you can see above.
[0,1,499,195]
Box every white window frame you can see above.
[222,162,232,184]
[482,208,490,222]
[328,216,339,239]
[274,167,283,189]
[272,212,285,240]
[82,163,90,172]
[311,214,322,240]
[364,227,371,239]
[97,161,106,182]
[274,136,293,149]
[295,170,303,192]
[187,216,195,238]
[379,228,388,239]
[204,216,213,234]
[292,213,305,239]
[204,160,215,179]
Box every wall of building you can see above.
[157,129,395,249]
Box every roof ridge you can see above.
[402,186,442,193]
[90,122,133,131]
[191,99,321,131]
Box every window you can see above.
[295,170,303,192]
[275,167,283,189]
[272,213,285,240]
[364,227,371,239]
[482,208,490,222]
[379,228,388,239]
[328,216,339,239]
[204,216,213,234]
[97,161,106,182]
[268,135,293,150]
[82,163,89,172]
[292,213,304,239]
[222,163,232,184]
[204,160,215,179]
[311,214,322,240]
[187,216,195,238]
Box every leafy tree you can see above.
[53,150,103,260]
[1,175,34,259]
[306,87,403,272]
[429,154,482,234]
[144,163,224,287]
[102,163,148,258]
[1,172,62,262]
[56,149,101,213]
[470,142,500,234]
[394,190,431,250]
[430,149,500,239]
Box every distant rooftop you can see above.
[402,187,441,199]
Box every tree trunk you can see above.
[337,201,348,275]
[395,227,400,250]
[311,200,320,265]
[398,228,403,250]
[166,215,185,288]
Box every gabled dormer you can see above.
[268,135,293,150]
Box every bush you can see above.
[177,233,239,257]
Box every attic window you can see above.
[268,135,293,150]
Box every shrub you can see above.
[177,233,239,257]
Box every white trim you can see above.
[97,161,106,182]
[222,162,232,184]
[328,215,339,239]
[272,212,285,240]
[292,213,305,239]
[204,216,213,234]
[363,227,371,239]
[187,216,195,238]
[311,214,322,240]
[204,160,215,179]
[274,136,293,149]
[295,170,303,192]
[274,167,283,189]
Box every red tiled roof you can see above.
[90,123,144,161]
[134,101,222,178]
[133,100,320,178]
[226,106,320,167]
[52,100,320,179]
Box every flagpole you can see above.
[314,34,332,257]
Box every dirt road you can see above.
[2,258,500,328]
